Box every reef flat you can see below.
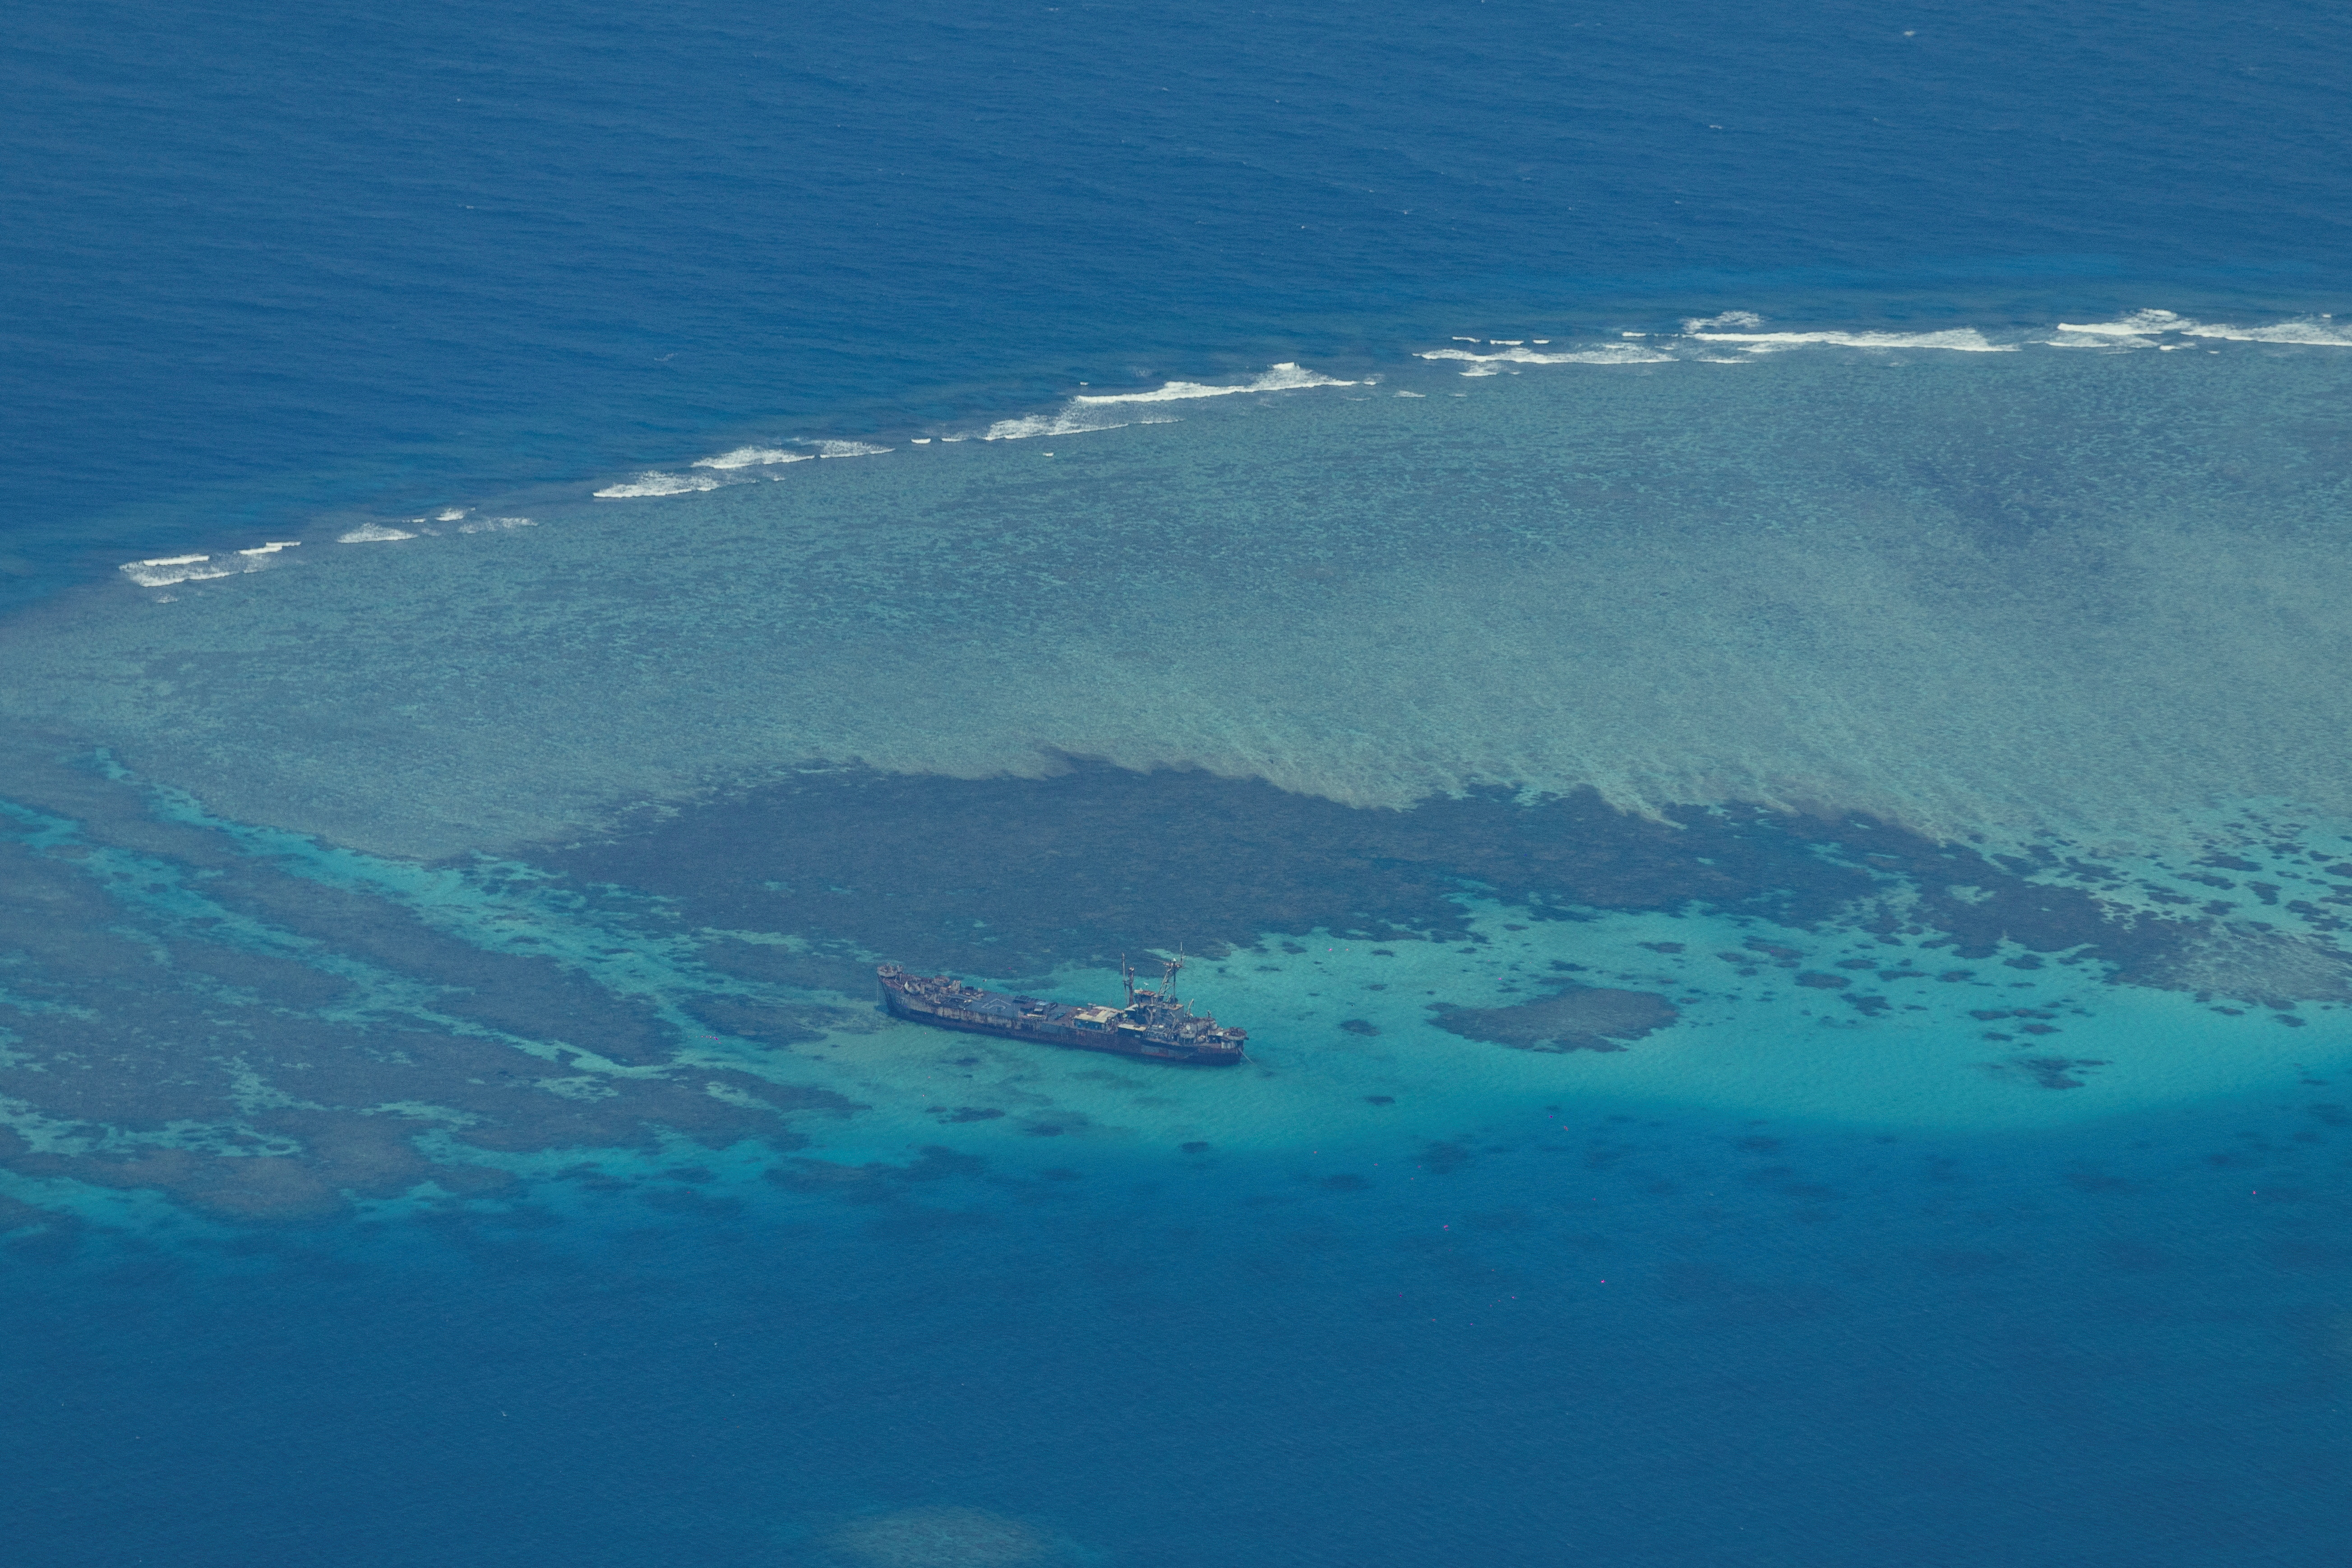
[3,743,2346,1229]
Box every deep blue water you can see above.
[5,0,2347,594]
[10,1101,2351,1568]
[5,2,2352,1565]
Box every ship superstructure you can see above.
[877,953,1247,1065]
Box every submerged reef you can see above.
[1427,986,1677,1053]
[0,742,2345,1227]
[0,744,859,1222]
[16,351,2352,874]
[544,762,2346,1001]
[823,1508,1050,1568]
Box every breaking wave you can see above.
[1682,326,2014,353]
[982,408,1176,441]
[120,554,231,587]
[693,446,813,469]
[981,361,1353,439]
[1417,343,1676,368]
[593,471,723,499]
[1071,362,1356,404]
[2046,309,2352,349]
[120,542,303,587]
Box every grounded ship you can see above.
[877,954,1247,1065]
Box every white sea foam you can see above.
[808,440,892,458]
[2042,329,2160,350]
[337,523,418,543]
[2044,311,2195,349]
[121,541,300,587]
[693,446,813,470]
[120,555,234,587]
[982,408,1172,441]
[2048,312,2182,338]
[2193,316,2352,346]
[457,516,535,534]
[593,472,723,499]
[1682,310,1766,331]
[1070,363,1356,404]
[1417,343,1675,366]
[1685,327,2015,352]
[2053,309,2352,347]
[433,508,470,523]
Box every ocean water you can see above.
[5,2,2352,1565]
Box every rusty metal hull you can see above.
[878,966,1246,1065]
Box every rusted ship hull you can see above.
[878,965,1246,1065]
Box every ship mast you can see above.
[1121,948,1189,1010]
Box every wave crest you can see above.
[692,446,813,470]
[121,541,302,587]
[1072,362,1355,405]
[1418,343,1675,367]
[1686,327,2015,353]
[593,471,722,499]
[2052,309,2352,348]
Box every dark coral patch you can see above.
[1981,1056,2112,1090]
[0,747,859,1223]
[1427,985,1677,1054]
[539,766,1891,981]
[0,1194,67,1235]
[681,994,842,1048]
